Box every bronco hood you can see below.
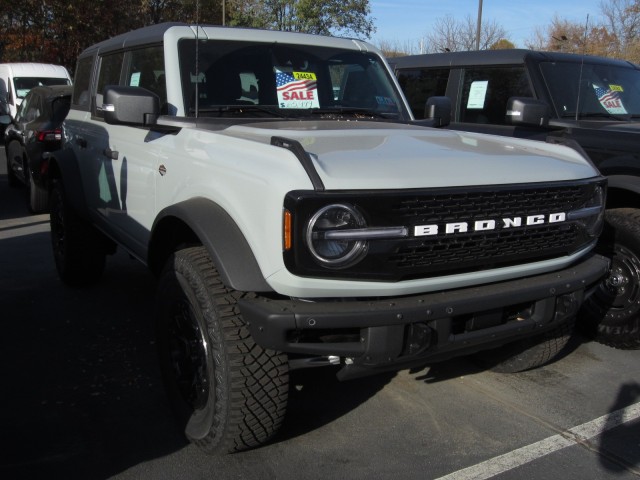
[219,120,598,190]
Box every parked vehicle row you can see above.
[0,33,635,457]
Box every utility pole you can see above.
[476,0,483,50]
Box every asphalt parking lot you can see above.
[1,152,639,480]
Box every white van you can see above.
[0,63,72,118]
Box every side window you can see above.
[72,56,94,109]
[459,66,532,125]
[95,52,124,117]
[127,46,166,111]
[396,68,450,119]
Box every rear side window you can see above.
[396,68,450,119]
[72,56,94,108]
[459,66,532,125]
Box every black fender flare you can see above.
[607,174,640,196]
[47,147,91,219]
[149,198,272,292]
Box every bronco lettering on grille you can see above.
[413,212,566,237]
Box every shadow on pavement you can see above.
[0,229,189,479]
[598,382,640,473]
[275,367,396,444]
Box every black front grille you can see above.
[390,185,585,220]
[390,225,578,270]
[284,179,603,282]
[386,185,584,274]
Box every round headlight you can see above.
[306,204,368,268]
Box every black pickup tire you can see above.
[581,208,640,349]
[49,177,106,285]
[473,319,574,373]
[156,246,289,454]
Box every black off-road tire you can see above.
[49,177,107,285]
[581,208,640,349]
[156,246,289,454]
[474,319,575,373]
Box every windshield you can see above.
[177,40,409,120]
[539,61,640,119]
[13,77,71,99]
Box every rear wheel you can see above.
[156,246,289,454]
[581,208,640,349]
[49,177,107,285]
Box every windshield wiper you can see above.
[576,112,631,121]
[303,107,395,119]
[191,105,287,118]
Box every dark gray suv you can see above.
[3,85,72,212]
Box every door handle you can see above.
[103,147,119,160]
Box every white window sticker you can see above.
[593,84,627,115]
[467,80,489,109]
[275,69,320,109]
[130,72,141,87]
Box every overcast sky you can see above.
[369,0,604,48]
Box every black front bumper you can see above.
[240,254,609,379]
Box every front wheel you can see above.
[156,246,289,454]
[581,208,640,349]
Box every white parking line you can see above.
[435,402,640,480]
[0,218,49,239]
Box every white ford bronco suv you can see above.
[48,23,609,453]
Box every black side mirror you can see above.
[424,96,451,127]
[506,97,550,127]
[103,86,159,126]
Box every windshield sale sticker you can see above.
[276,69,320,109]
[593,84,627,115]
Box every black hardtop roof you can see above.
[78,22,367,59]
[391,48,638,70]
[79,22,188,57]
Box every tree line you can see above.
[3,0,640,73]
[0,0,374,72]
[379,0,640,63]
